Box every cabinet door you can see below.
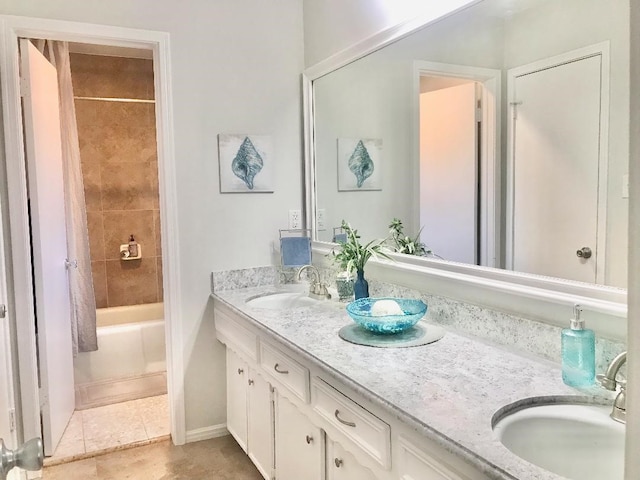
[247,369,274,480]
[327,439,377,480]
[226,349,248,452]
[275,393,323,480]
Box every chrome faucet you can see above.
[297,265,331,300]
[597,351,626,423]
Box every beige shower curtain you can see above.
[40,40,98,354]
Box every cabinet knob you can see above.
[248,379,254,386]
[305,435,313,444]
[576,246,592,259]
[237,368,244,375]
[334,458,343,468]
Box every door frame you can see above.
[413,61,501,268]
[506,42,610,284]
[0,15,186,445]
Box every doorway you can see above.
[0,16,184,470]
[413,61,501,267]
[506,43,610,284]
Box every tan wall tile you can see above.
[105,258,157,307]
[91,261,108,309]
[156,257,163,302]
[80,160,102,212]
[102,210,156,261]
[153,209,162,257]
[100,163,155,211]
[70,53,154,100]
[86,211,105,261]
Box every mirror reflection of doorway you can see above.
[507,45,609,284]
[419,77,480,265]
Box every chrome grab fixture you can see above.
[273,363,289,375]
[334,409,356,428]
[0,438,43,480]
[297,265,331,300]
[597,351,627,423]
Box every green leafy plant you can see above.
[331,220,391,275]
[388,218,432,256]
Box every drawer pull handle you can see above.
[334,458,343,468]
[237,368,244,375]
[305,435,313,444]
[248,379,254,386]
[274,363,289,375]
[334,409,356,428]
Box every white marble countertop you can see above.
[212,284,611,480]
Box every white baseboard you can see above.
[185,423,229,443]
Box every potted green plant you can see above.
[331,220,390,299]
[388,218,432,256]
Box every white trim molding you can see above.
[185,424,229,444]
[0,15,186,445]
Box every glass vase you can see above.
[353,269,369,299]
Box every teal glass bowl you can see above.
[346,297,427,334]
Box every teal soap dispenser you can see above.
[561,304,595,387]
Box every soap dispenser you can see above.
[128,234,138,258]
[561,304,595,387]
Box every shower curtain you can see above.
[41,40,98,354]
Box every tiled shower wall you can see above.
[71,53,163,308]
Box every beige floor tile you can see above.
[135,395,170,439]
[42,457,98,480]
[50,411,85,460]
[82,401,148,453]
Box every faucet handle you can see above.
[596,373,617,391]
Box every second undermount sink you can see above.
[493,399,625,480]
[246,291,320,309]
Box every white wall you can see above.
[0,0,304,435]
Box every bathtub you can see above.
[73,303,166,408]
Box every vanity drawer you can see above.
[259,341,310,403]
[311,377,391,469]
[214,308,258,362]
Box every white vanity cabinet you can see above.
[214,301,489,480]
[275,393,323,480]
[327,439,378,480]
[225,348,274,480]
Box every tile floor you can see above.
[46,394,170,466]
[42,435,263,480]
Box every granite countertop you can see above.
[212,284,610,480]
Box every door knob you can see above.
[0,438,43,480]
[576,247,592,259]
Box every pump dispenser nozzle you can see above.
[570,304,584,330]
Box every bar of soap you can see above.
[371,299,404,316]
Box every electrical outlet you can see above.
[317,209,326,231]
[288,209,301,230]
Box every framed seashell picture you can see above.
[337,138,382,191]
[218,134,274,193]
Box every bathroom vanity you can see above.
[212,285,607,480]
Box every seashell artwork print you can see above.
[348,140,374,188]
[337,138,383,191]
[218,134,274,193]
[232,137,263,189]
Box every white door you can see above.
[20,39,75,456]
[226,348,248,452]
[275,393,323,480]
[326,439,376,480]
[247,369,274,480]
[509,54,602,283]
[420,82,478,264]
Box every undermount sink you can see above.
[246,292,320,309]
[492,399,625,480]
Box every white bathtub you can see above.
[74,303,166,385]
